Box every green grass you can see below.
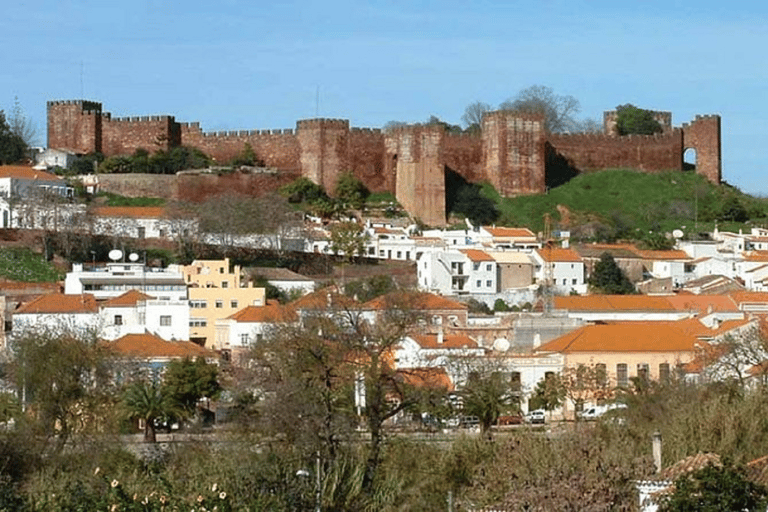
[480,169,768,239]
[0,247,63,282]
[98,193,165,207]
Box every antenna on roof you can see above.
[108,249,123,262]
[129,252,139,262]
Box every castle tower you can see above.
[386,125,446,226]
[482,111,546,196]
[47,100,103,154]
[296,118,350,194]
[683,115,722,184]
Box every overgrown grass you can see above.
[97,192,165,207]
[0,247,63,282]
[481,170,768,239]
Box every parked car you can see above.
[578,403,627,421]
[459,416,480,428]
[524,409,546,424]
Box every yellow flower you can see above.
[111,479,119,488]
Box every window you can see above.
[637,363,649,382]
[616,363,628,387]
[160,315,171,326]
[190,318,207,327]
[231,300,239,309]
[190,300,208,308]
[396,251,402,259]
[486,263,492,271]
[215,300,223,308]
[221,281,229,288]
[476,280,481,287]
[474,262,480,271]
[572,278,577,285]
[486,280,492,287]
[240,333,250,345]
[659,363,670,383]
[562,279,567,285]
[114,315,122,326]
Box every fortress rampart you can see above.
[47,100,722,225]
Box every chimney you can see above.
[652,430,662,474]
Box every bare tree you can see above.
[461,101,492,132]
[499,85,581,133]
[7,96,38,148]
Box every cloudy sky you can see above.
[3,1,766,194]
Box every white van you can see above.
[579,403,627,421]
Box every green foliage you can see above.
[493,298,511,312]
[660,464,768,512]
[465,298,492,315]
[69,152,104,175]
[461,372,516,433]
[161,357,222,418]
[229,142,262,167]
[99,146,211,174]
[329,222,368,262]
[589,252,635,294]
[344,274,396,302]
[97,192,165,207]
[0,110,26,165]
[121,381,177,443]
[335,172,370,210]
[0,247,63,282]
[529,374,564,412]
[450,183,499,225]
[615,104,663,135]
[279,177,328,204]
[252,274,289,303]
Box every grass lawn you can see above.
[0,247,63,282]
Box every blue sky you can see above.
[3,1,767,194]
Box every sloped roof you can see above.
[659,452,721,481]
[290,287,359,310]
[16,293,98,314]
[105,332,215,359]
[396,367,454,391]
[554,295,676,311]
[0,165,64,182]
[409,333,478,349]
[228,303,298,323]
[728,291,768,306]
[101,290,154,307]
[460,249,495,262]
[664,295,739,313]
[482,226,536,239]
[364,291,467,311]
[91,206,167,219]
[635,249,691,260]
[743,251,768,262]
[536,321,703,353]
[535,247,582,263]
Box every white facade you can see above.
[100,299,190,342]
[418,251,497,296]
[65,262,188,301]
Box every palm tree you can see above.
[122,380,174,443]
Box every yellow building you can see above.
[182,258,265,349]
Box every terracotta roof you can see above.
[101,290,154,307]
[105,332,215,359]
[91,206,167,219]
[536,321,703,353]
[743,251,768,262]
[635,249,691,260]
[659,452,721,481]
[409,333,478,349]
[16,293,98,314]
[729,291,768,305]
[460,249,495,262]
[665,295,738,313]
[553,295,676,311]
[0,165,64,182]
[228,303,298,323]
[364,291,467,311]
[535,247,582,263]
[483,226,536,239]
[682,342,730,373]
[396,367,454,391]
[290,287,359,310]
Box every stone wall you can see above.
[101,115,178,156]
[483,111,546,196]
[682,115,721,184]
[47,100,102,154]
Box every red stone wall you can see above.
[482,111,546,196]
[682,115,721,184]
[349,128,389,193]
[547,130,683,174]
[296,119,350,194]
[101,115,177,156]
[47,100,102,154]
[443,132,483,183]
[174,171,300,202]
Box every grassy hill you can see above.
[477,170,767,241]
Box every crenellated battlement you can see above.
[47,99,102,111]
[296,118,349,130]
[350,127,382,134]
[110,115,175,123]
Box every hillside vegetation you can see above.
[479,170,767,241]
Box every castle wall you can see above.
[682,115,721,184]
[547,130,683,174]
[389,126,446,226]
[47,100,102,154]
[102,115,178,156]
[349,128,389,193]
[174,172,300,202]
[482,112,546,196]
[297,119,350,194]
[603,109,673,136]
[443,132,483,182]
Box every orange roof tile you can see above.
[409,333,478,349]
[665,295,738,313]
[635,249,691,260]
[105,332,215,359]
[228,303,298,323]
[0,165,63,182]
[364,291,467,311]
[16,293,98,314]
[554,295,676,311]
[290,287,359,310]
[91,206,167,219]
[536,247,582,263]
[729,291,768,305]
[743,251,768,262]
[460,249,495,262]
[396,367,454,391]
[101,290,154,307]
[483,226,536,239]
[536,321,702,353]
[659,453,721,481]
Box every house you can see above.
[0,165,76,229]
[246,266,316,296]
[90,206,198,241]
[531,247,587,295]
[33,148,79,171]
[99,290,190,342]
[214,302,299,363]
[182,259,266,349]
[394,332,485,386]
[477,226,539,250]
[417,249,499,296]
[362,291,468,330]
[12,292,101,338]
[637,452,722,512]
[65,261,188,301]
[103,331,218,374]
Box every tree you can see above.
[499,85,580,133]
[461,101,492,133]
[0,110,26,165]
[588,252,635,294]
[279,177,328,205]
[560,364,612,419]
[660,463,768,512]
[449,184,498,225]
[121,380,176,443]
[529,373,564,413]
[162,357,221,419]
[334,172,369,210]
[7,97,37,149]
[615,104,662,136]
[460,371,516,435]
[329,221,368,263]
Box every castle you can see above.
[47,100,721,226]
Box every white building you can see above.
[65,261,188,301]
[417,249,498,296]
[395,332,485,387]
[12,293,102,339]
[99,290,190,342]
[90,206,198,241]
[531,247,587,295]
